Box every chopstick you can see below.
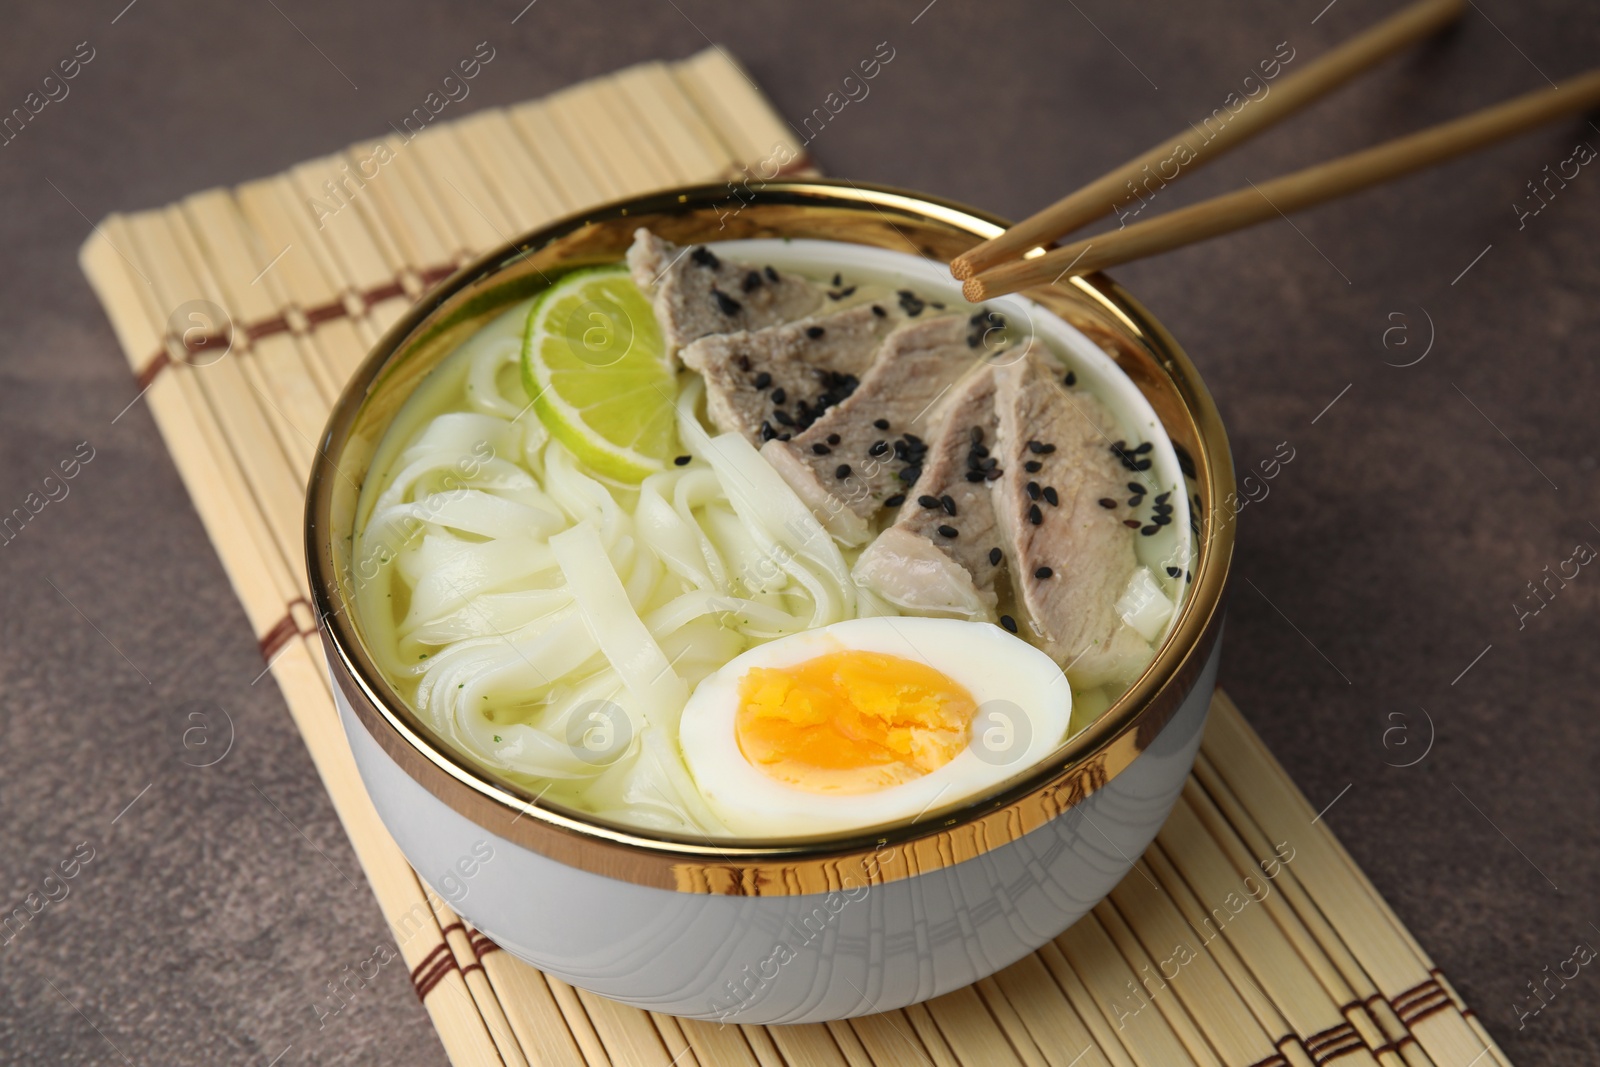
[963,70,1600,301]
[948,0,1467,282]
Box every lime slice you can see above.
[521,266,676,482]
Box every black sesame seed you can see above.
[742,271,763,294]
[930,301,945,310]
[673,454,691,466]
[778,433,790,441]
[760,421,775,441]
[1099,498,1116,509]
[1063,371,1077,386]
[871,304,886,317]
[899,465,921,484]
[970,311,987,326]
[753,371,772,389]
[771,387,787,405]
[941,495,957,516]
[1134,442,1153,454]
[764,265,779,282]
[1124,519,1141,529]
[1186,570,1193,583]
[711,287,741,316]
[965,471,985,483]
[1027,440,1045,454]
[1112,440,1127,452]
[937,524,958,538]
[1024,460,1043,473]
[873,418,890,430]
[1166,566,1181,578]
[1026,481,1041,500]
[772,409,794,426]
[1127,482,1144,494]
[869,440,889,456]
[989,547,1003,566]
[1155,491,1172,504]
[918,495,940,508]
[832,273,842,287]
[1154,503,1173,515]
[690,245,721,269]
[734,353,751,371]
[806,326,826,339]
[984,468,1003,481]
[827,433,841,445]
[967,334,982,349]
[1128,496,1142,507]
[1154,514,1171,526]
[1134,459,1152,471]
[1034,566,1053,579]
[1141,524,1159,536]
[1028,504,1043,525]
[827,286,857,300]
[811,443,830,455]
[1042,486,1059,506]
[835,464,852,479]
[884,494,906,508]
[1000,615,1018,634]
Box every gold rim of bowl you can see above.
[306,179,1237,897]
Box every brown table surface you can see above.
[3,1,1596,1063]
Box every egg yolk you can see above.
[735,650,978,794]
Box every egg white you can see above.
[677,616,1073,838]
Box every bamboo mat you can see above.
[77,48,1510,1067]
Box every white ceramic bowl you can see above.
[307,181,1235,1024]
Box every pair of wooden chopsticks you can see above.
[956,0,1600,300]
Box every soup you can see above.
[349,231,1193,839]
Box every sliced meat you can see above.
[679,304,899,444]
[626,229,823,350]
[760,315,978,545]
[992,347,1149,687]
[852,367,1003,620]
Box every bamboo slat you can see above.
[75,47,1509,1067]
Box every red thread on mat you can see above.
[419,263,458,288]
[135,350,172,391]
[303,299,349,327]
[258,597,317,663]
[257,614,298,664]
[1392,979,1444,1017]
[245,315,292,342]
[410,942,458,1001]
[363,280,406,307]
[1304,1023,1365,1064]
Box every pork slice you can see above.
[626,229,824,350]
[679,304,898,445]
[992,348,1149,686]
[760,315,978,545]
[852,367,1003,620]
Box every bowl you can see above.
[306,180,1235,1024]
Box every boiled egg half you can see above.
[678,616,1073,837]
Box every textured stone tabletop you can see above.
[1,1,1596,1062]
